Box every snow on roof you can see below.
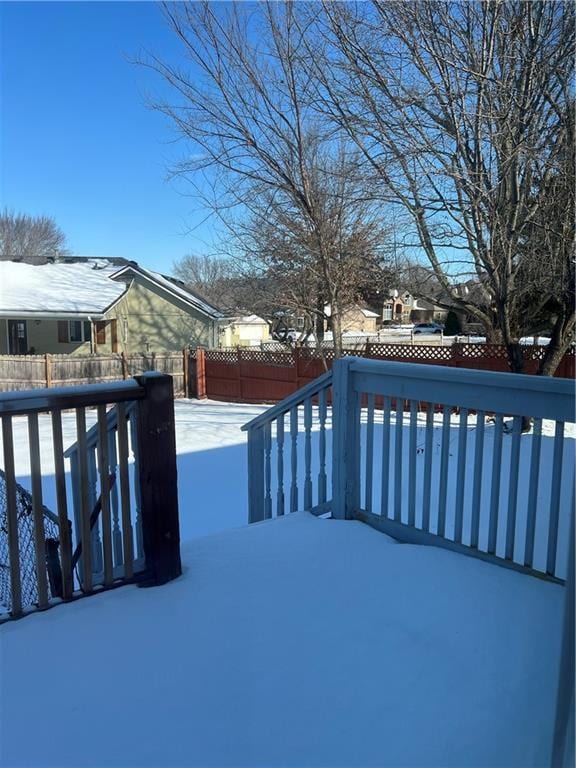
[220,314,268,325]
[0,260,127,316]
[110,264,223,319]
[360,307,379,317]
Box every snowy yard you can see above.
[0,398,571,766]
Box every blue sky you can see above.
[1,1,215,273]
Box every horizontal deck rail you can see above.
[0,373,181,622]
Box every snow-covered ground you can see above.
[0,511,563,767]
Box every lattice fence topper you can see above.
[239,349,294,367]
[0,469,61,613]
[367,343,452,360]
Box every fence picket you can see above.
[276,415,285,516]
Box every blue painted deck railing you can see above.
[243,356,575,582]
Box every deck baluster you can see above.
[264,422,272,519]
[524,418,542,567]
[365,394,375,513]
[454,409,469,543]
[422,404,435,532]
[408,400,418,526]
[318,389,327,505]
[505,415,522,561]
[547,421,565,575]
[1,416,22,615]
[290,406,299,513]
[437,406,451,537]
[276,414,285,516]
[304,397,313,510]
[470,412,485,549]
[380,396,391,519]
[28,413,48,608]
[488,414,504,554]
[394,399,404,522]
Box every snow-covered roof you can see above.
[0,260,127,317]
[324,304,379,318]
[219,314,268,325]
[110,264,223,319]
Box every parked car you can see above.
[413,322,444,335]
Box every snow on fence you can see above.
[0,351,188,395]
[243,357,575,583]
[0,373,181,622]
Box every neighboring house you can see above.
[382,290,448,324]
[325,304,379,335]
[0,258,222,355]
[218,315,270,347]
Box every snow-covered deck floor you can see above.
[1,512,563,767]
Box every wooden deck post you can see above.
[196,347,207,400]
[134,373,181,586]
[331,357,360,520]
[182,346,189,397]
[44,354,52,388]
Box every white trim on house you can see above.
[109,265,223,320]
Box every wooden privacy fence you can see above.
[0,351,188,395]
[191,343,575,404]
[0,373,181,622]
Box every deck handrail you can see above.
[241,369,333,432]
[347,357,575,421]
[0,380,145,417]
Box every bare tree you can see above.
[0,210,69,263]
[314,0,575,374]
[145,1,391,355]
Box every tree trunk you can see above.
[332,307,343,358]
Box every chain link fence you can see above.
[0,469,61,614]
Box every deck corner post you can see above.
[332,356,360,520]
[134,372,181,586]
[247,425,265,523]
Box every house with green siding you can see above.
[0,258,221,355]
